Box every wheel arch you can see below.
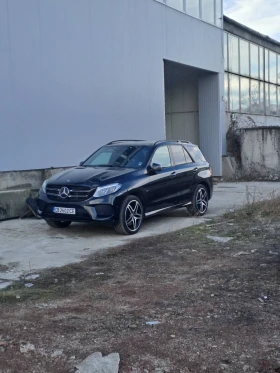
[114,189,147,214]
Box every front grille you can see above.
[46,184,96,202]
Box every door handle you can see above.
[193,167,198,173]
[170,171,177,178]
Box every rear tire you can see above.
[187,184,209,216]
[45,219,72,228]
[114,195,144,235]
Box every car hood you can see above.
[46,166,135,186]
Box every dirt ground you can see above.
[1,199,280,373]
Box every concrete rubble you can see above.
[207,236,233,243]
[0,281,12,290]
[76,352,120,373]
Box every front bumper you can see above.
[33,193,119,224]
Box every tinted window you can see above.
[185,146,206,162]
[84,145,150,169]
[151,146,171,168]
[171,145,186,165]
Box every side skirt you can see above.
[145,202,191,218]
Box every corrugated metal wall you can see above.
[198,73,223,175]
[0,0,223,172]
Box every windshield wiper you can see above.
[92,164,113,167]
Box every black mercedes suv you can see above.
[29,140,213,235]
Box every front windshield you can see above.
[83,145,151,169]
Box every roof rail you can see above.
[177,140,192,144]
[154,140,166,145]
[106,139,145,145]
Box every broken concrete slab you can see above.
[0,189,38,220]
[76,352,120,373]
[0,281,13,290]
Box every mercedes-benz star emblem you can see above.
[59,186,70,199]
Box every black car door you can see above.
[169,145,196,204]
[144,145,178,213]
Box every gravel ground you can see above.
[1,200,280,373]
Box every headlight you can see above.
[93,183,122,198]
[41,180,48,194]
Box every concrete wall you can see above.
[0,0,223,173]
[223,124,280,181]
[0,167,69,220]
[0,167,69,191]
[240,128,280,180]
[225,112,280,133]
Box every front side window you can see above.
[151,146,171,168]
[83,145,151,169]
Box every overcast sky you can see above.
[224,0,280,42]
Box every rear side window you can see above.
[170,145,186,165]
[183,148,193,163]
[185,145,206,162]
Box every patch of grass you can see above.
[224,190,280,222]
[0,284,64,304]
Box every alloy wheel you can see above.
[196,188,208,214]
[125,200,143,232]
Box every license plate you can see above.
[53,207,76,215]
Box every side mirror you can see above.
[79,161,84,166]
[147,163,162,174]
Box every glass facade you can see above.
[250,44,259,79]
[165,0,184,12]
[240,40,249,76]
[228,35,239,74]
[202,0,215,25]
[155,0,223,28]
[224,31,280,117]
[229,74,240,112]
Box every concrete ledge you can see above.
[0,189,38,220]
[0,167,70,191]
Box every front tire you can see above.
[45,219,72,228]
[187,184,209,216]
[114,195,144,235]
